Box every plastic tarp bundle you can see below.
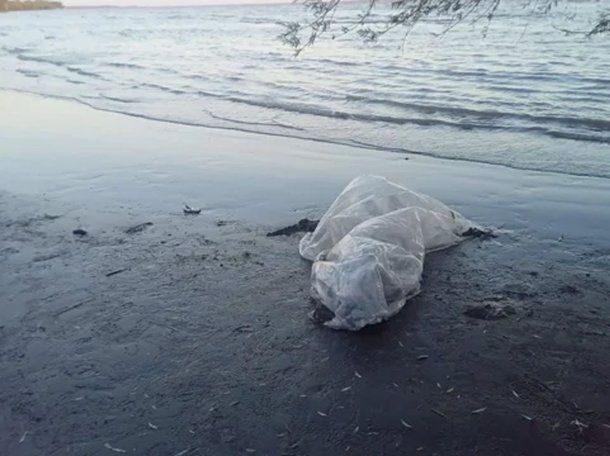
[299,176,475,331]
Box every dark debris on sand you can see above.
[124,222,153,234]
[267,218,319,237]
[461,226,497,239]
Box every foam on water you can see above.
[1,3,609,177]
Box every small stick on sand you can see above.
[431,408,447,418]
[104,443,127,453]
[400,419,413,429]
[106,268,127,277]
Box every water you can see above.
[1,2,609,178]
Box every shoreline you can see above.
[5,88,610,181]
[1,91,609,455]
[3,90,610,238]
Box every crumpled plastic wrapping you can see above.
[299,176,475,331]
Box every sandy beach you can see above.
[1,90,610,455]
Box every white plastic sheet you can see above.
[299,176,475,331]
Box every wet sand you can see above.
[1,91,610,455]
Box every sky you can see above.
[66,0,291,6]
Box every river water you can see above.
[1,1,608,177]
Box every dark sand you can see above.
[1,92,609,455]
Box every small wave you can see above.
[195,89,224,98]
[206,110,304,131]
[66,66,103,79]
[241,17,273,24]
[4,46,31,55]
[99,94,138,104]
[308,57,360,68]
[16,69,39,78]
[16,53,68,68]
[482,84,540,94]
[107,62,146,70]
[166,14,191,20]
[139,82,190,95]
[184,73,211,82]
[548,130,610,145]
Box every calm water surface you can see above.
[1,2,609,177]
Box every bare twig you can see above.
[280,0,607,54]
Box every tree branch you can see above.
[279,0,607,55]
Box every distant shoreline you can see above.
[0,0,62,12]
